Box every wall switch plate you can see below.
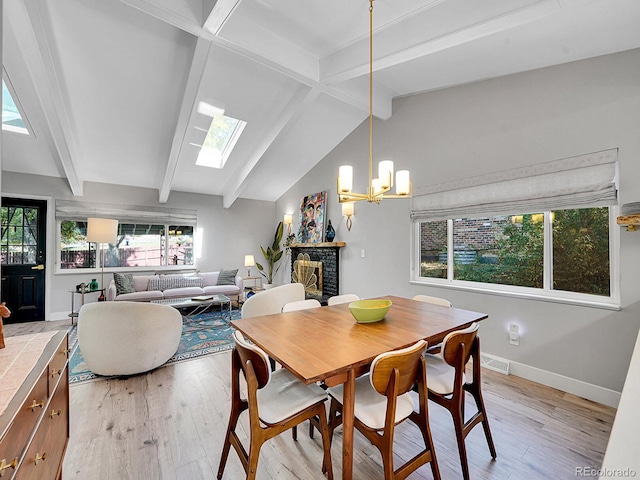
[509,323,519,346]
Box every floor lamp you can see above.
[86,218,119,301]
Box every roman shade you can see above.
[55,200,197,226]
[410,149,618,222]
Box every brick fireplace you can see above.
[289,242,345,305]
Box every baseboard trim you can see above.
[50,311,71,322]
[505,359,621,408]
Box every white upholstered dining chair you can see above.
[424,322,496,480]
[218,331,333,480]
[241,283,305,318]
[282,299,321,312]
[327,294,360,306]
[327,340,441,479]
[412,294,452,307]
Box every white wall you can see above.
[275,49,640,403]
[1,172,276,318]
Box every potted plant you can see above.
[256,221,284,288]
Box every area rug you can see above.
[68,309,241,384]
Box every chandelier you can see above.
[337,0,412,205]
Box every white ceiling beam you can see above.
[202,0,244,35]
[117,0,392,119]
[158,37,212,203]
[221,86,321,208]
[320,0,561,85]
[6,0,83,196]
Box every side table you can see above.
[69,289,104,325]
[240,276,263,306]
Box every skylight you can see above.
[2,79,29,135]
[195,113,246,169]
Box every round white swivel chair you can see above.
[78,301,182,376]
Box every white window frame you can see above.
[55,219,198,275]
[410,207,621,310]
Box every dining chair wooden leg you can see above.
[217,405,242,479]
[246,435,264,480]
[408,410,442,480]
[218,351,248,480]
[317,404,334,480]
[465,380,497,459]
[451,404,471,480]
[324,397,344,475]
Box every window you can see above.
[194,112,246,169]
[415,207,614,303]
[2,79,29,135]
[411,150,619,307]
[60,221,194,270]
[1,206,38,264]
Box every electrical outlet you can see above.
[509,323,519,346]
[361,249,365,258]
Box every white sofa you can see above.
[78,301,182,376]
[106,271,243,302]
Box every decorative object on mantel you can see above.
[298,191,327,243]
[336,0,411,206]
[325,220,336,242]
[256,221,284,287]
[342,202,354,231]
[0,302,11,349]
[617,202,640,231]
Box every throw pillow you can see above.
[148,276,204,291]
[113,273,135,295]
[216,268,238,286]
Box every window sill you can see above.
[410,279,621,311]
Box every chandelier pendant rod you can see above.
[368,0,374,202]
[336,0,412,205]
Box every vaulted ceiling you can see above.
[3,0,640,207]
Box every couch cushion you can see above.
[216,269,238,285]
[163,287,205,299]
[115,290,164,302]
[203,285,241,297]
[113,273,135,295]
[133,275,155,292]
[199,272,219,286]
[149,275,204,291]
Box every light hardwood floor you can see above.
[5,319,615,480]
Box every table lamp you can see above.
[86,218,119,301]
[244,254,255,277]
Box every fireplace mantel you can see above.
[289,242,345,248]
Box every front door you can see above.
[1,198,47,323]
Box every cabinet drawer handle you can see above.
[50,368,62,378]
[34,452,47,465]
[28,399,45,411]
[62,348,72,355]
[0,458,19,476]
[50,409,62,418]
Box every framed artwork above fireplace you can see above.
[297,191,326,243]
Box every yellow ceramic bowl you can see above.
[349,299,392,323]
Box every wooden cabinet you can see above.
[0,331,69,480]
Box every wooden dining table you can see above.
[230,294,488,480]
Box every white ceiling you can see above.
[3,0,640,207]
